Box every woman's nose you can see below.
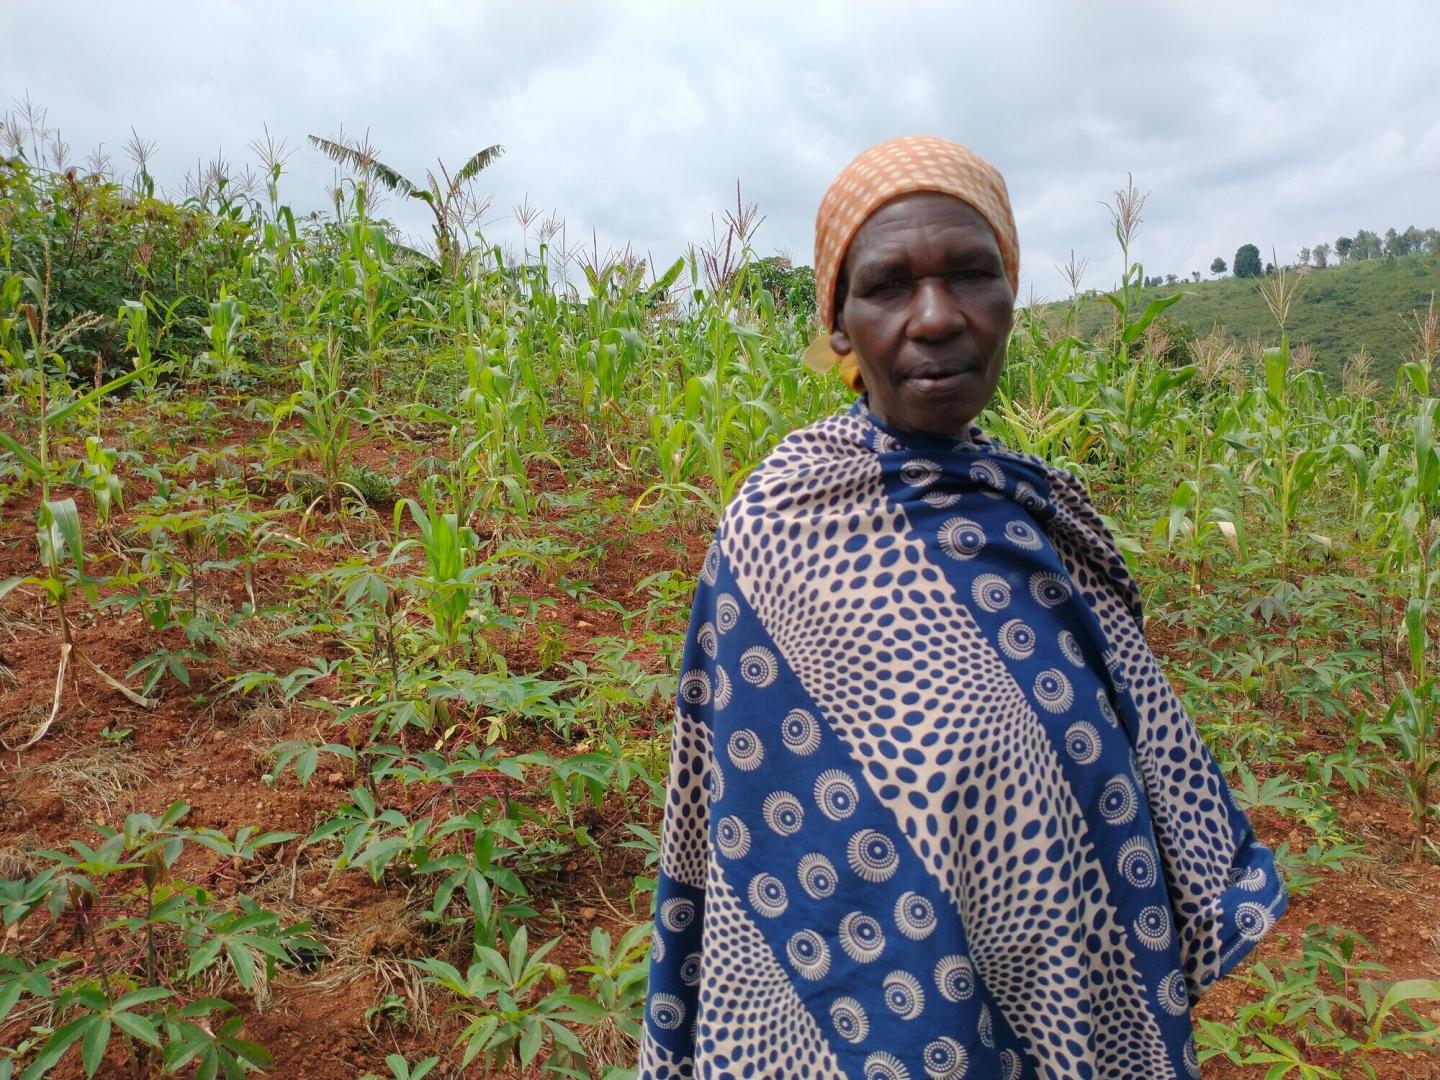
[908,278,964,339]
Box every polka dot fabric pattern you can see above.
[639,399,1286,1080]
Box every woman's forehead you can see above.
[846,194,1001,266]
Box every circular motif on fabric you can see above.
[1058,630,1085,667]
[659,897,694,932]
[1104,646,1130,691]
[650,932,664,962]
[977,1003,994,1048]
[679,951,702,985]
[1159,970,1190,1016]
[999,1048,1022,1080]
[894,892,937,940]
[1117,836,1158,888]
[713,666,732,710]
[1061,722,1102,768]
[1003,519,1042,550]
[1029,571,1072,608]
[1015,481,1047,513]
[786,929,831,980]
[1134,905,1172,950]
[715,593,740,633]
[900,459,940,488]
[649,992,685,1030]
[1037,670,1077,714]
[738,645,778,687]
[700,543,720,586]
[923,490,962,509]
[798,852,838,899]
[709,760,725,802]
[935,955,975,1002]
[839,912,886,963]
[971,573,1011,613]
[998,619,1035,660]
[782,708,821,754]
[748,873,788,918]
[1229,866,1268,892]
[882,970,924,1019]
[716,815,751,859]
[1234,901,1275,941]
[762,791,804,836]
[847,829,899,883]
[728,728,764,771]
[969,459,1004,489]
[938,517,986,560]
[875,432,903,453]
[922,1037,968,1080]
[1096,688,1120,727]
[864,1051,910,1080]
[1099,775,1138,825]
[830,996,869,1043]
[697,622,718,659]
[1183,1036,1201,1078]
[815,769,859,820]
[679,670,710,707]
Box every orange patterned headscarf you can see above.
[807,136,1020,391]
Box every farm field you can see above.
[3,136,1440,1080]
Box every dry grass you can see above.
[10,743,149,819]
[304,894,450,1034]
[0,702,47,748]
[0,830,48,878]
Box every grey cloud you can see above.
[4,0,1436,299]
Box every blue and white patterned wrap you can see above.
[639,401,1287,1080]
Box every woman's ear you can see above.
[830,295,852,356]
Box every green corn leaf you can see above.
[40,498,85,578]
[1120,291,1183,344]
[45,362,157,427]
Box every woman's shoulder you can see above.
[718,412,873,533]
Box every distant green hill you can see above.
[1054,253,1440,385]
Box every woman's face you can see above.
[831,192,1015,438]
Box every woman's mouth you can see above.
[906,368,972,393]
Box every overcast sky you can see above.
[3,1,1436,301]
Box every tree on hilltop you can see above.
[1210,257,1227,276]
[1351,229,1382,260]
[1233,244,1262,279]
[1313,242,1330,268]
[1336,236,1353,262]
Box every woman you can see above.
[638,137,1286,1080]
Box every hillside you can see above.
[1056,253,1440,383]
